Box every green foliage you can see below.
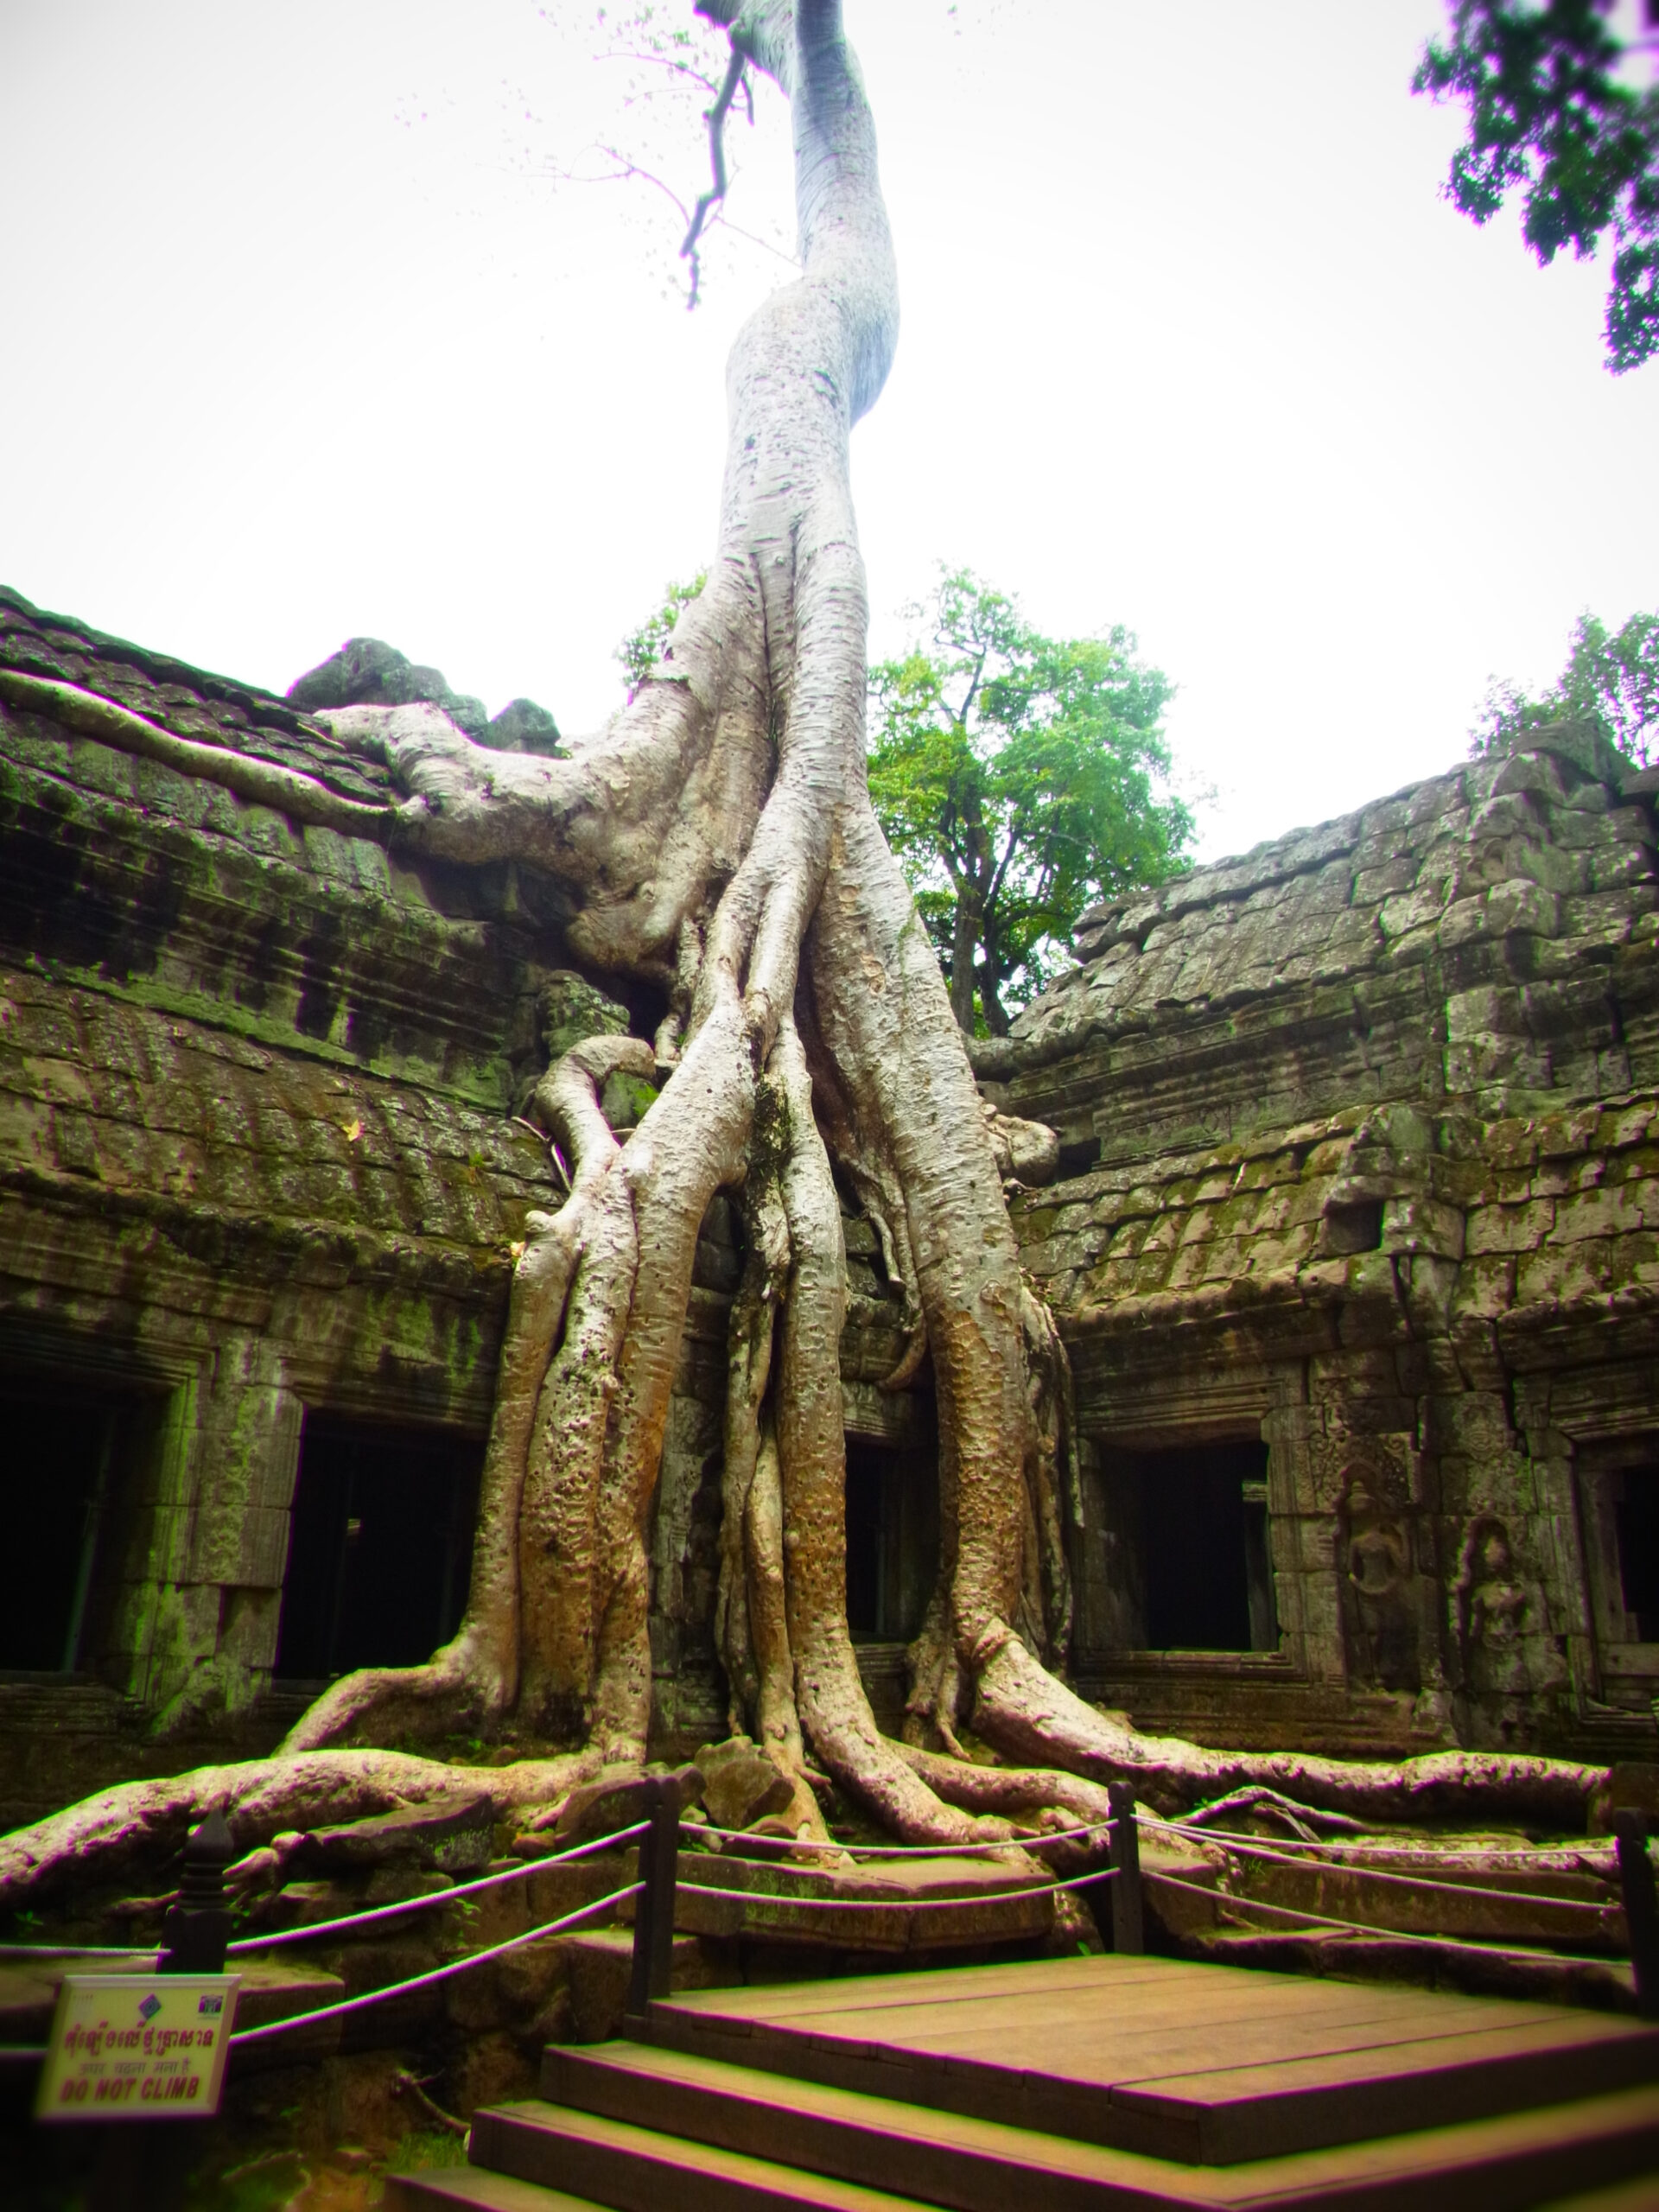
[1413,2,1659,372]
[385,2127,471,2174]
[868,570,1191,1036]
[615,572,708,701]
[1470,605,1659,762]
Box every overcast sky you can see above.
[3,0,1655,861]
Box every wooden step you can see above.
[644,1952,1659,2164]
[470,2099,945,2210]
[384,2171,601,2212]
[474,2078,1659,2211]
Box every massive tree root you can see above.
[0,0,1606,1915]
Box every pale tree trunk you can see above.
[949,886,982,1035]
[0,0,1605,1910]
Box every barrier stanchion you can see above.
[1107,1783,1144,1955]
[157,1812,234,1975]
[626,1778,681,2027]
[1614,1811,1659,2018]
[69,1811,238,2212]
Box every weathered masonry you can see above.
[988,723,1659,1768]
[3,586,1657,1826]
[0,590,925,1824]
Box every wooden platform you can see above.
[388,1953,1659,2210]
[642,1952,1659,2164]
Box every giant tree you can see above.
[0,0,1600,1906]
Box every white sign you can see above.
[35,1973,242,2122]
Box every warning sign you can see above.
[35,1974,242,2122]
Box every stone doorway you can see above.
[0,1370,147,1675]
[1090,1436,1279,1654]
[843,1433,939,1647]
[273,1414,482,1684]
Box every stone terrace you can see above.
[991,730,1659,1764]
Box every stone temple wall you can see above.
[988,727,1659,1766]
[0,588,568,1819]
[3,582,1656,1827]
[0,590,919,1825]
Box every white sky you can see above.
[2,0,1655,862]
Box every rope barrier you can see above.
[1142,1867,1625,1970]
[227,1880,644,2047]
[675,1866,1115,1913]
[1139,1816,1616,1919]
[1142,1813,1620,1872]
[686,1818,1114,1859]
[0,1944,159,1960]
[226,1821,652,1955]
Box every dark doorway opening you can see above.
[275,1414,482,1682]
[1615,1465,1659,1640]
[843,1433,939,1644]
[0,1373,141,1673]
[1100,1437,1277,1652]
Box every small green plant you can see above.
[385,2126,468,2175]
[184,2145,306,2212]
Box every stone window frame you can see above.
[0,1324,196,1697]
[1573,1429,1659,1699]
[1529,1357,1659,1717]
[1070,1413,1294,1677]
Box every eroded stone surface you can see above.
[1001,730,1659,1766]
[0,592,930,1819]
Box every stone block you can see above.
[1551,1185,1655,1243]
[1491,749,1571,805]
[116,1502,195,1584]
[1466,1199,1554,1255]
[1483,1117,1539,1172]
[1590,842,1656,894]
[1381,1193,1465,1260]
[1424,1393,1511,1453]
[1401,1255,1459,1335]
[1516,1230,1659,1306]
[1310,1348,1397,1401]
[232,1506,293,1589]
[1446,1034,1551,1095]
[1378,883,1444,940]
[1353,854,1418,904]
[1246,1224,1320,1275]
[1485,879,1560,938]
[1601,1104,1657,1151]
[1234,1149,1303,1193]
[1446,984,1526,1043]
[696,1740,794,1831]
[1437,893,1491,949]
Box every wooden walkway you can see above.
[391,1952,1659,2209]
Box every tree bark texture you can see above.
[0,0,1607,1909]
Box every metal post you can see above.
[157,1811,234,1974]
[1615,1810,1659,2019]
[625,1777,680,2029]
[88,1813,235,2211]
[1107,1780,1144,1955]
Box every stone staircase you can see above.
[384,1953,1659,2210]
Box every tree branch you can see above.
[680,43,749,308]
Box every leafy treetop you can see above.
[867,570,1191,1039]
[1470,604,1659,763]
[1414,0,1659,372]
[615,571,708,702]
